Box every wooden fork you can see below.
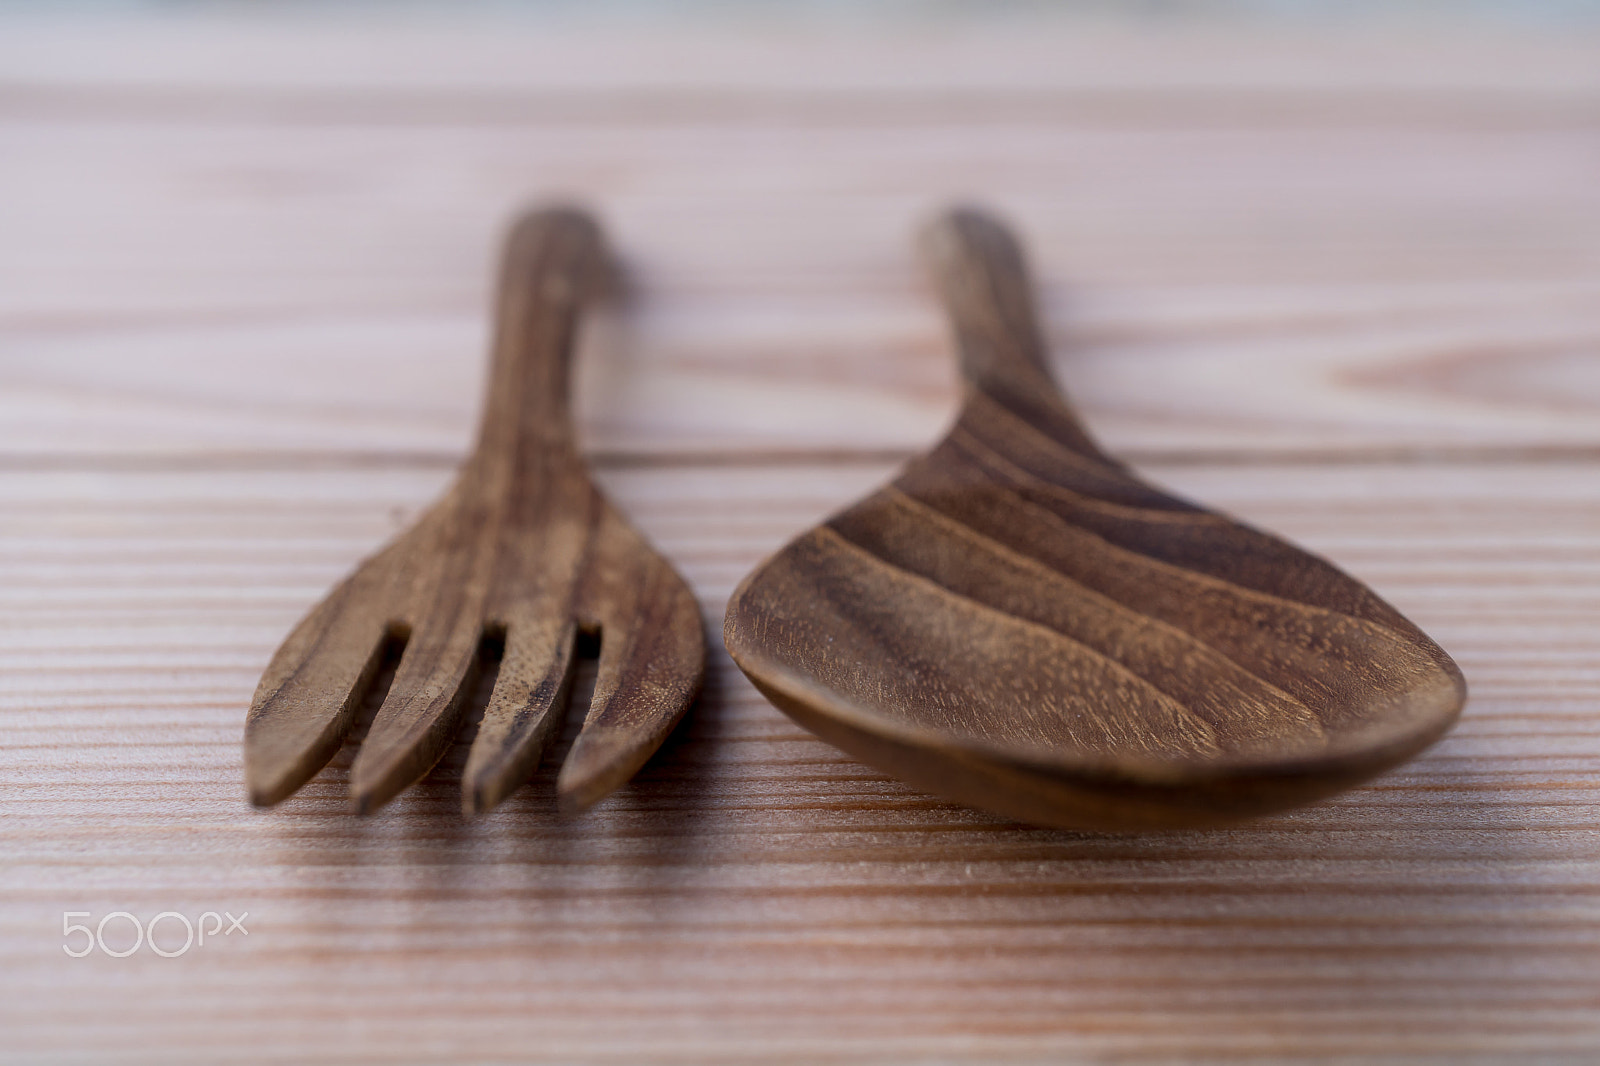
[244,207,705,816]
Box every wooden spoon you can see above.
[723,206,1466,832]
[245,207,704,816]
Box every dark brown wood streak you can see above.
[724,206,1466,831]
[244,207,705,816]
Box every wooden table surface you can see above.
[3,8,1600,1062]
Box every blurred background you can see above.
[6,0,1600,463]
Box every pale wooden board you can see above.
[4,18,1600,460]
[2,459,1599,1062]
[3,9,1600,1064]
[9,279,1600,460]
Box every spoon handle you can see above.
[919,206,1102,455]
[473,206,608,462]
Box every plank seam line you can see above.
[4,443,1600,472]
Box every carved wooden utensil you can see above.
[246,207,704,816]
[725,206,1465,832]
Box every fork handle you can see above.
[474,206,607,461]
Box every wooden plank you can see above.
[4,22,1599,460]
[1,458,1597,1061]
[4,13,1600,97]
[7,280,1600,459]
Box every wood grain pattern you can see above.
[726,209,1466,830]
[245,207,704,815]
[7,106,1600,460]
[2,457,1598,1062]
[3,10,1599,1063]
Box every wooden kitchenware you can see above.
[245,207,705,816]
[724,206,1466,832]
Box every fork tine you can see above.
[461,617,580,815]
[348,615,484,814]
[557,523,705,813]
[244,583,389,807]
